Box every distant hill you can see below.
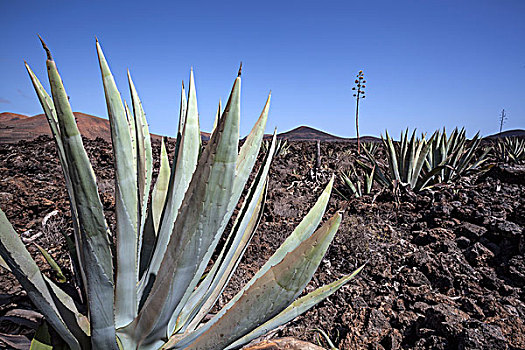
[484,129,525,139]
[274,125,380,142]
[1,112,115,143]
[0,112,30,122]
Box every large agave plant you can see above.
[0,40,363,349]
[357,128,491,194]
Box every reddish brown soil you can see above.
[0,136,524,349]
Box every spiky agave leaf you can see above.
[121,75,241,348]
[171,101,272,335]
[225,263,365,350]
[25,62,85,291]
[0,210,84,350]
[151,138,170,234]
[34,243,66,283]
[176,212,343,349]
[139,70,201,302]
[97,41,139,329]
[44,39,117,350]
[173,176,336,348]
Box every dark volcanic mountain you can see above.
[484,129,525,139]
[275,125,380,142]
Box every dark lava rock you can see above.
[406,269,431,287]
[412,335,449,349]
[507,255,525,286]
[465,242,495,266]
[456,236,471,249]
[458,321,508,350]
[430,203,453,218]
[457,222,488,241]
[484,164,525,185]
[418,303,470,343]
[494,220,523,237]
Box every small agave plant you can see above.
[0,39,363,350]
[495,136,525,164]
[425,128,491,183]
[361,129,437,192]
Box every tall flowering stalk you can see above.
[352,70,366,154]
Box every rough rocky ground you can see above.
[0,136,524,349]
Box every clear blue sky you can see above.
[1,0,524,138]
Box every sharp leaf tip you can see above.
[37,35,52,60]
[237,61,243,77]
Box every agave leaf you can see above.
[468,147,491,172]
[29,322,53,350]
[222,93,270,234]
[211,100,221,135]
[137,137,170,280]
[124,101,138,174]
[408,136,425,189]
[177,176,335,346]
[411,135,435,191]
[178,81,187,135]
[156,75,241,343]
[175,132,277,333]
[0,254,9,271]
[141,70,201,292]
[25,63,84,286]
[34,244,66,283]
[236,94,271,178]
[230,173,335,295]
[455,132,480,176]
[43,275,90,337]
[179,212,342,350]
[0,210,80,350]
[383,130,400,182]
[96,41,138,329]
[360,150,389,187]
[138,210,156,283]
[151,138,170,233]
[128,71,153,247]
[356,179,362,196]
[44,39,117,349]
[24,63,63,160]
[225,264,365,350]
[341,172,358,197]
[171,95,271,333]
[405,130,417,185]
[125,76,241,348]
[187,93,270,312]
[365,166,375,194]
[418,164,448,191]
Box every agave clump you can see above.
[0,39,363,349]
[339,163,376,198]
[359,129,436,192]
[355,128,491,194]
[262,138,290,157]
[425,128,491,183]
[494,136,525,164]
